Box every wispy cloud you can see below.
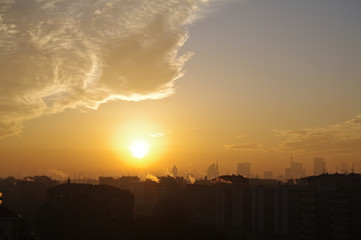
[145,173,159,183]
[149,133,165,138]
[45,168,69,180]
[275,114,361,154]
[224,143,262,151]
[0,0,208,138]
[162,167,175,178]
[225,114,361,155]
[187,174,195,184]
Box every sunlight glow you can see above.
[129,139,150,159]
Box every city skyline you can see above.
[1,156,356,182]
[2,170,360,239]
[0,0,360,179]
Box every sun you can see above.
[128,138,150,159]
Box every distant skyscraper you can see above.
[207,163,216,179]
[172,165,178,177]
[285,155,305,179]
[285,161,305,179]
[237,162,251,177]
[314,158,325,175]
[264,171,273,179]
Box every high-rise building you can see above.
[214,175,251,230]
[39,182,134,239]
[207,163,216,179]
[314,158,325,175]
[237,162,251,177]
[172,165,178,177]
[285,162,305,179]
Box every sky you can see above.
[0,0,360,179]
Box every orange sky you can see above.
[0,0,360,179]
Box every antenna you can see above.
[215,161,219,177]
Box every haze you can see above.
[0,0,360,179]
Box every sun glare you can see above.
[112,122,167,167]
[129,138,150,159]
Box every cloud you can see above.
[0,0,208,138]
[224,143,261,151]
[149,133,165,138]
[187,174,195,184]
[162,167,175,178]
[275,114,361,154]
[145,173,159,183]
[45,168,69,180]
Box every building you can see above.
[264,171,273,179]
[99,176,158,215]
[0,205,24,240]
[182,184,216,224]
[252,186,277,237]
[275,174,361,239]
[0,193,37,240]
[156,176,186,201]
[0,175,58,232]
[314,158,326,176]
[213,175,252,232]
[285,162,305,179]
[207,163,217,179]
[38,182,134,240]
[172,165,178,177]
[237,162,251,177]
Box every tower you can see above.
[172,165,178,177]
[207,163,216,179]
[314,158,326,175]
[215,161,219,177]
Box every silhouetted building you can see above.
[249,178,280,187]
[237,162,251,177]
[0,204,38,240]
[264,171,273,179]
[293,187,361,240]
[252,186,277,237]
[3,172,360,240]
[38,183,134,240]
[285,162,305,179]
[157,176,185,201]
[0,205,23,240]
[0,176,58,232]
[213,175,252,233]
[275,174,361,240]
[274,185,301,239]
[99,176,140,191]
[133,180,157,215]
[328,190,361,239]
[301,173,361,188]
[99,176,159,215]
[183,184,216,224]
[172,165,178,177]
[98,176,115,186]
[207,163,217,179]
[314,158,326,175]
